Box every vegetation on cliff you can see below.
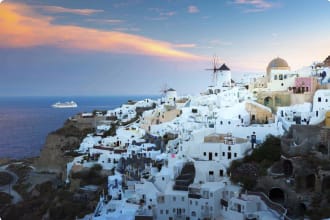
[228,135,282,190]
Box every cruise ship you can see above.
[52,101,78,108]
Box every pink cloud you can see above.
[35,5,104,16]
[188,5,199,13]
[174,44,197,48]
[0,2,204,61]
[233,0,274,12]
[86,18,124,24]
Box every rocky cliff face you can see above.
[35,134,80,175]
[34,116,95,176]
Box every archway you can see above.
[269,187,285,204]
[264,96,273,108]
[322,176,330,192]
[305,174,315,189]
[318,144,328,154]
[283,160,293,176]
[298,203,307,216]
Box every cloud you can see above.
[86,18,124,24]
[112,27,140,32]
[34,5,103,16]
[160,11,176,17]
[271,32,278,38]
[174,44,196,48]
[210,40,233,46]
[0,2,204,61]
[147,8,176,20]
[188,5,199,13]
[232,0,274,12]
[113,0,141,9]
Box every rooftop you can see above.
[204,133,248,144]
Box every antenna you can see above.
[205,55,220,86]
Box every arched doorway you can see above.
[305,174,315,189]
[264,97,273,108]
[318,144,328,154]
[298,202,307,216]
[322,176,330,192]
[283,160,293,176]
[269,187,285,204]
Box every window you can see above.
[234,153,237,157]
[222,152,225,156]
[279,74,283,80]
[274,75,277,80]
[162,177,165,181]
[203,152,206,156]
[281,83,284,86]
[173,196,176,201]
[220,121,223,125]
[228,121,231,125]
[182,197,184,202]
[166,209,169,214]
[220,169,224,176]
[284,74,287,79]
[215,152,218,157]
[192,211,196,216]
[228,146,231,151]
[160,210,163,214]
[326,99,328,102]
[318,97,322,102]
[210,192,213,197]
[173,208,176,213]
[195,201,198,205]
[190,200,192,205]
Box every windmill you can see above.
[159,83,169,96]
[206,55,221,86]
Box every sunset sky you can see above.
[0,0,329,96]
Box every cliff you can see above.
[34,116,95,176]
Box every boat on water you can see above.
[52,101,78,108]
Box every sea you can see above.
[0,96,158,159]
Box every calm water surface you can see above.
[0,96,157,159]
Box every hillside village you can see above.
[2,55,330,220]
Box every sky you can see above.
[0,0,329,96]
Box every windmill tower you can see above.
[206,55,221,86]
[159,83,169,96]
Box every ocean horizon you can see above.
[0,95,158,159]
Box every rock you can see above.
[34,134,80,175]
[30,188,40,198]
[34,116,95,176]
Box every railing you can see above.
[246,191,291,219]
